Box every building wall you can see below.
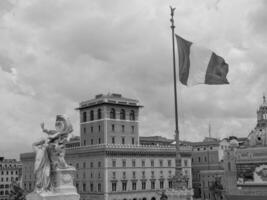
[191,145,222,198]
[200,170,224,200]
[0,158,22,200]
[20,145,193,200]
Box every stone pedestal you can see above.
[27,167,80,200]
[165,188,194,200]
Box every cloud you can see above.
[0,0,266,158]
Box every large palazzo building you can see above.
[20,93,193,200]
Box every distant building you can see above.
[200,170,224,200]
[20,93,193,200]
[187,137,226,199]
[65,136,81,148]
[224,96,267,200]
[0,157,22,200]
[139,136,174,146]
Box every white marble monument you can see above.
[26,115,80,200]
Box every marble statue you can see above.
[27,115,80,200]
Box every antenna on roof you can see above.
[209,122,211,138]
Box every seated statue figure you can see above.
[33,115,73,193]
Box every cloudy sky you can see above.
[0,0,267,158]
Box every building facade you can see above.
[200,170,224,200]
[189,138,226,198]
[20,93,193,200]
[0,157,22,200]
[224,96,267,200]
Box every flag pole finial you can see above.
[170,6,176,29]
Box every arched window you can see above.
[120,109,126,120]
[82,112,87,122]
[97,109,102,119]
[130,110,135,121]
[110,108,116,119]
[90,110,94,121]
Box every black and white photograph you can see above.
[0,0,267,200]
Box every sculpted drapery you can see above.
[32,115,73,192]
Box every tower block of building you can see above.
[77,93,142,146]
[21,93,193,200]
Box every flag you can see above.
[175,34,229,86]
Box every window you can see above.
[122,125,125,132]
[82,112,87,122]
[98,138,101,144]
[132,171,136,178]
[83,162,86,168]
[98,161,101,168]
[160,181,164,189]
[132,182,137,190]
[112,160,116,167]
[131,126,135,133]
[110,108,116,119]
[83,140,86,146]
[204,156,207,162]
[90,110,94,121]
[98,125,101,132]
[151,171,155,177]
[184,160,188,167]
[169,170,172,177]
[132,137,135,145]
[83,127,86,134]
[98,183,101,192]
[91,126,93,133]
[91,139,93,145]
[198,157,201,162]
[97,109,102,119]
[159,160,163,167]
[112,124,115,132]
[90,183,94,192]
[132,160,136,167]
[76,183,79,191]
[141,181,146,190]
[122,182,127,191]
[151,181,155,189]
[168,181,172,188]
[112,137,115,144]
[112,182,117,191]
[90,162,94,168]
[76,163,79,169]
[112,172,116,179]
[129,110,135,120]
[151,160,154,167]
[168,160,172,167]
[122,160,126,167]
[83,183,86,192]
[122,137,125,144]
[120,109,126,120]
[142,160,145,167]
[142,171,145,178]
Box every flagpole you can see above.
[170,6,183,189]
